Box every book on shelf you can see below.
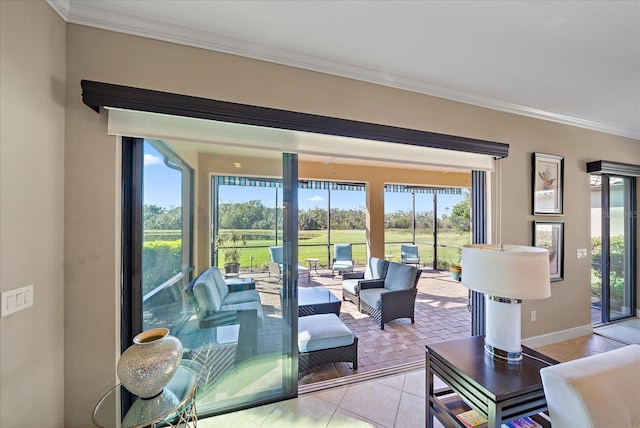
[456,409,488,427]
[501,416,542,428]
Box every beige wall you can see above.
[0,2,66,426]
[496,126,640,340]
[2,4,636,424]
[64,23,639,426]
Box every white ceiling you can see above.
[50,0,640,140]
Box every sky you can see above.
[143,142,465,213]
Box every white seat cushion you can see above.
[298,313,354,353]
[540,344,640,428]
[365,257,388,279]
[222,289,260,305]
[193,270,223,311]
[333,261,353,270]
[342,279,360,295]
[359,288,387,310]
[384,263,418,291]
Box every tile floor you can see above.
[199,333,628,427]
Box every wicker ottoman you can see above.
[298,313,358,372]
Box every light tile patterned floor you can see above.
[196,267,631,427]
[199,333,627,427]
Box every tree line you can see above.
[144,194,471,233]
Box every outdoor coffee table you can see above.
[298,287,341,317]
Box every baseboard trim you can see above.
[522,324,593,349]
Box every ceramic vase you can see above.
[117,328,183,398]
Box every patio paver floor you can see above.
[248,266,472,385]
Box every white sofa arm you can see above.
[540,344,640,428]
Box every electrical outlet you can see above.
[531,310,536,322]
[1,284,33,317]
[577,248,587,258]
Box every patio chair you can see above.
[331,243,354,277]
[358,261,422,329]
[342,256,389,308]
[268,246,310,281]
[400,244,420,267]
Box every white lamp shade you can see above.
[461,244,551,300]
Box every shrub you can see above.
[591,235,626,304]
[143,240,182,295]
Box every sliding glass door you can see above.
[123,138,300,419]
[591,174,636,323]
[141,140,193,334]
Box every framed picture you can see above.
[532,153,564,215]
[533,221,564,282]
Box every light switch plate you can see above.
[1,284,33,317]
[577,248,587,259]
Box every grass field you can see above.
[213,228,469,270]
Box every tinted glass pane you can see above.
[608,176,633,320]
[217,185,280,271]
[436,190,470,269]
[142,141,187,334]
[590,175,602,323]
[384,191,415,261]
[415,192,435,267]
[299,187,330,267]
[329,189,366,265]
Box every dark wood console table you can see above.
[426,336,558,428]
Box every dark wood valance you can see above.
[81,79,509,159]
[587,160,640,177]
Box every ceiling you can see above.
[50,0,640,140]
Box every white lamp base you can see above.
[485,295,522,364]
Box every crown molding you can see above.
[48,0,639,140]
[46,0,71,20]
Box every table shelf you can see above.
[426,336,557,428]
[430,391,550,428]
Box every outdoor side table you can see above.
[92,366,197,428]
[305,258,320,276]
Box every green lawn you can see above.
[214,228,469,270]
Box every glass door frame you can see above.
[598,174,637,323]
[587,160,639,325]
[123,138,301,415]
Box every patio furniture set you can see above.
[296,251,422,372]
[185,244,422,380]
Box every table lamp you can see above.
[461,244,551,363]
